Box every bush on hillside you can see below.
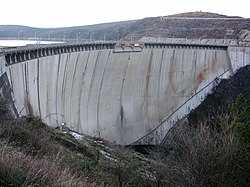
[150,119,250,187]
[229,93,250,150]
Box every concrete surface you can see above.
[0,56,5,76]
[2,43,250,145]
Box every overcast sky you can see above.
[1,0,249,28]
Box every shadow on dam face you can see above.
[5,42,249,145]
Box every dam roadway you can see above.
[1,42,250,145]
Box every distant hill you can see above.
[0,11,250,42]
[0,20,137,42]
[124,12,250,41]
[167,11,242,18]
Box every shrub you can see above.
[99,146,146,187]
[0,101,13,123]
[151,122,250,187]
[229,93,250,149]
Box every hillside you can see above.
[125,12,250,41]
[0,113,155,186]
[167,11,242,18]
[0,20,137,42]
[188,65,250,127]
[0,11,250,42]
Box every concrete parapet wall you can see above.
[228,46,250,72]
[6,43,235,145]
[4,42,116,65]
[141,37,250,47]
[140,37,238,46]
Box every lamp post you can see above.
[18,30,23,41]
[103,33,107,42]
[116,33,120,41]
[130,34,133,42]
[18,32,20,41]
[90,33,95,42]
[89,34,92,42]
[63,32,67,43]
[35,31,39,43]
[48,31,51,41]
[76,32,80,43]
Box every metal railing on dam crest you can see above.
[2,41,227,65]
[1,41,250,145]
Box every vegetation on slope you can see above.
[0,101,155,187]
[152,94,250,186]
[0,96,250,186]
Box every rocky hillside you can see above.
[167,11,241,18]
[188,65,250,128]
[125,12,250,41]
[0,11,250,42]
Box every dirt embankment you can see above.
[188,65,250,127]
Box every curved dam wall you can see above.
[4,43,246,145]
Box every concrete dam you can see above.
[0,42,250,145]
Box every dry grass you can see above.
[0,144,94,187]
[0,117,61,157]
[0,101,95,187]
[0,103,151,186]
